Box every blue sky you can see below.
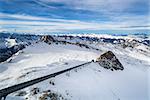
[0,0,150,34]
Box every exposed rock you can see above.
[49,80,55,85]
[39,90,65,100]
[31,87,40,95]
[41,35,55,44]
[0,44,25,63]
[96,51,124,70]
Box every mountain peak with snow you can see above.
[96,51,124,71]
[0,33,149,100]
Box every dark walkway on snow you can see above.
[0,61,93,100]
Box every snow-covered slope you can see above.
[0,42,98,88]
[0,34,149,100]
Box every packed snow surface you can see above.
[0,35,149,100]
[5,38,17,47]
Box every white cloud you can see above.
[0,13,149,33]
[40,0,149,14]
[0,13,82,23]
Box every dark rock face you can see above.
[0,44,25,63]
[96,51,124,70]
[41,35,55,44]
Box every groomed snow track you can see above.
[0,61,93,100]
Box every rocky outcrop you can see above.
[41,35,55,44]
[96,51,124,71]
[0,44,25,63]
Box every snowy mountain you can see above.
[0,33,149,100]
